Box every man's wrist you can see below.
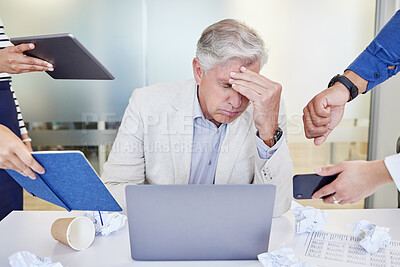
[258,127,281,147]
[263,138,275,147]
[375,160,393,185]
[343,70,368,95]
[330,82,351,102]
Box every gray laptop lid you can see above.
[11,33,114,80]
[125,184,276,261]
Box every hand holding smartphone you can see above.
[293,173,338,199]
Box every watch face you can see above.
[275,128,283,142]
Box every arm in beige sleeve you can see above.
[253,98,293,217]
[101,89,146,210]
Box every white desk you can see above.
[1,209,399,266]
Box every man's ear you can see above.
[192,58,203,85]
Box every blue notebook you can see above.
[6,151,122,212]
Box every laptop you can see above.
[11,33,114,80]
[125,184,276,261]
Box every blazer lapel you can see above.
[215,107,253,184]
[168,80,196,184]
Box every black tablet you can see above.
[11,33,114,80]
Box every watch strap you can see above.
[257,128,283,147]
[328,74,359,102]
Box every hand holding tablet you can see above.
[0,43,53,74]
[11,33,114,80]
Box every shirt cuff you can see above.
[255,131,284,160]
[346,45,400,92]
[384,153,400,191]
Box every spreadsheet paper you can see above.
[295,232,400,266]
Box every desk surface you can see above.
[1,209,399,267]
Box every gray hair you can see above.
[196,19,268,72]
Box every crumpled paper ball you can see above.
[85,211,127,236]
[347,220,391,253]
[258,245,316,267]
[291,201,327,234]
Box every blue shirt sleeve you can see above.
[346,10,400,92]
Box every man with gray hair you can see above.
[101,19,293,217]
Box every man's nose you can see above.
[228,90,242,108]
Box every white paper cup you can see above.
[51,216,95,250]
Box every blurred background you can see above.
[0,0,399,211]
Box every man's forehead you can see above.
[218,60,246,71]
[213,60,260,78]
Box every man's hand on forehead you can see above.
[228,66,282,143]
[228,66,281,102]
[229,66,260,101]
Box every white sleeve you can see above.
[101,89,146,210]
[384,153,400,191]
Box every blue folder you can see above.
[5,151,122,212]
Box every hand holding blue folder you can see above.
[6,151,121,212]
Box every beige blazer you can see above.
[101,79,293,217]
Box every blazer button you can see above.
[374,72,380,78]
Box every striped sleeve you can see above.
[10,85,28,135]
[0,18,12,81]
[1,18,27,136]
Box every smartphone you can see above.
[293,173,338,199]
